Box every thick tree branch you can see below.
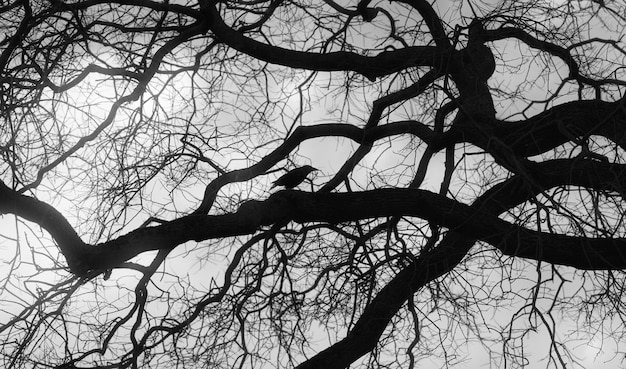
[4,157,626,276]
[492,99,626,156]
[296,232,472,369]
[202,1,448,81]
[450,98,626,170]
[0,181,86,271]
[95,188,626,272]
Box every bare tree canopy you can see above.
[2,0,626,368]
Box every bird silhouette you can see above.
[272,165,318,189]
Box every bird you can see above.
[272,165,318,189]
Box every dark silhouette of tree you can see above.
[1,0,626,368]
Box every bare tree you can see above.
[1,0,626,368]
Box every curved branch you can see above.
[296,232,471,369]
[321,70,443,192]
[202,1,447,81]
[0,181,86,270]
[454,98,626,161]
[482,26,626,88]
[393,0,451,49]
[483,26,580,78]
[193,118,453,214]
